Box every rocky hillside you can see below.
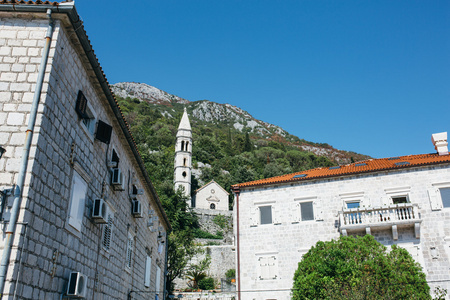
[111,82,370,164]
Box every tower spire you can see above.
[174,108,192,205]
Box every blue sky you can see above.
[75,1,449,158]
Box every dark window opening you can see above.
[182,171,187,178]
[181,141,185,151]
[392,196,408,204]
[183,158,187,166]
[112,149,120,164]
[210,203,216,209]
[185,141,189,151]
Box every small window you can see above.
[392,196,408,204]
[182,171,187,178]
[126,232,133,269]
[185,141,189,151]
[260,206,272,225]
[144,256,152,287]
[183,158,187,166]
[346,202,360,209]
[181,141,185,151]
[67,171,88,232]
[210,203,216,209]
[112,149,120,165]
[300,202,314,221]
[440,188,450,208]
[102,213,114,251]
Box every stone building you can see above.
[0,2,170,299]
[232,132,450,300]
[195,180,229,211]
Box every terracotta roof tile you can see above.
[232,153,450,190]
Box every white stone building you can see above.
[232,133,450,300]
[195,180,229,211]
[0,2,170,299]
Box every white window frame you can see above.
[67,170,88,232]
[144,255,152,288]
[384,186,411,205]
[291,196,319,223]
[429,182,450,210]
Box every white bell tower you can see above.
[174,108,192,204]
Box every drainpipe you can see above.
[163,231,169,300]
[233,188,241,300]
[0,9,55,296]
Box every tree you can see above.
[161,188,200,294]
[292,235,430,300]
[185,254,211,289]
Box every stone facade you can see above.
[0,4,169,299]
[195,180,229,211]
[234,159,450,300]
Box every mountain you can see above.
[111,82,370,164]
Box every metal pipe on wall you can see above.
[0,9,55,296]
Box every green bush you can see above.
[225,268,235,279]
[193,228,223,240]
[198,277,215,290]
[292,235,430,300]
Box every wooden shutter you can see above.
[75,90,88,119]
[144,256,152,287]
[428,188,442,211]
[290,202,301,223]
[95,120,113,144]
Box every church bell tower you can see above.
[174,108,192,204]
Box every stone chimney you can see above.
[432,132,449,156]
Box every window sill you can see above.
[64,222,82,239]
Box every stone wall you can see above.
[0,13,167,299]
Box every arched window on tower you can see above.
[183,158,187,166]
[185,141,189,151]
[181,141,185,151]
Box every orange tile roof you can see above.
[232,153,450,190]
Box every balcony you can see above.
[339,203,422,240]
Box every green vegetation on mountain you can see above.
[117,96,336,205]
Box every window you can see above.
[126,232,133,269]
[440,188,450,208]
[300,202,314,221]
[210,203,216,209]
[258,256,277,280]
[181,141,184,151]
[68,171,88,232]
[392,196,408,204]
[144,255,152,287]
[260,206,272,225]
[185,141,189,151]
[346,202,361,224]
[75,91,97,136]
[102,213,114,251]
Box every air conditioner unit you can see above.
[92,199,108,224]
[132,200,143,218]
[111,168,125,191]
[67,272,88,298]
